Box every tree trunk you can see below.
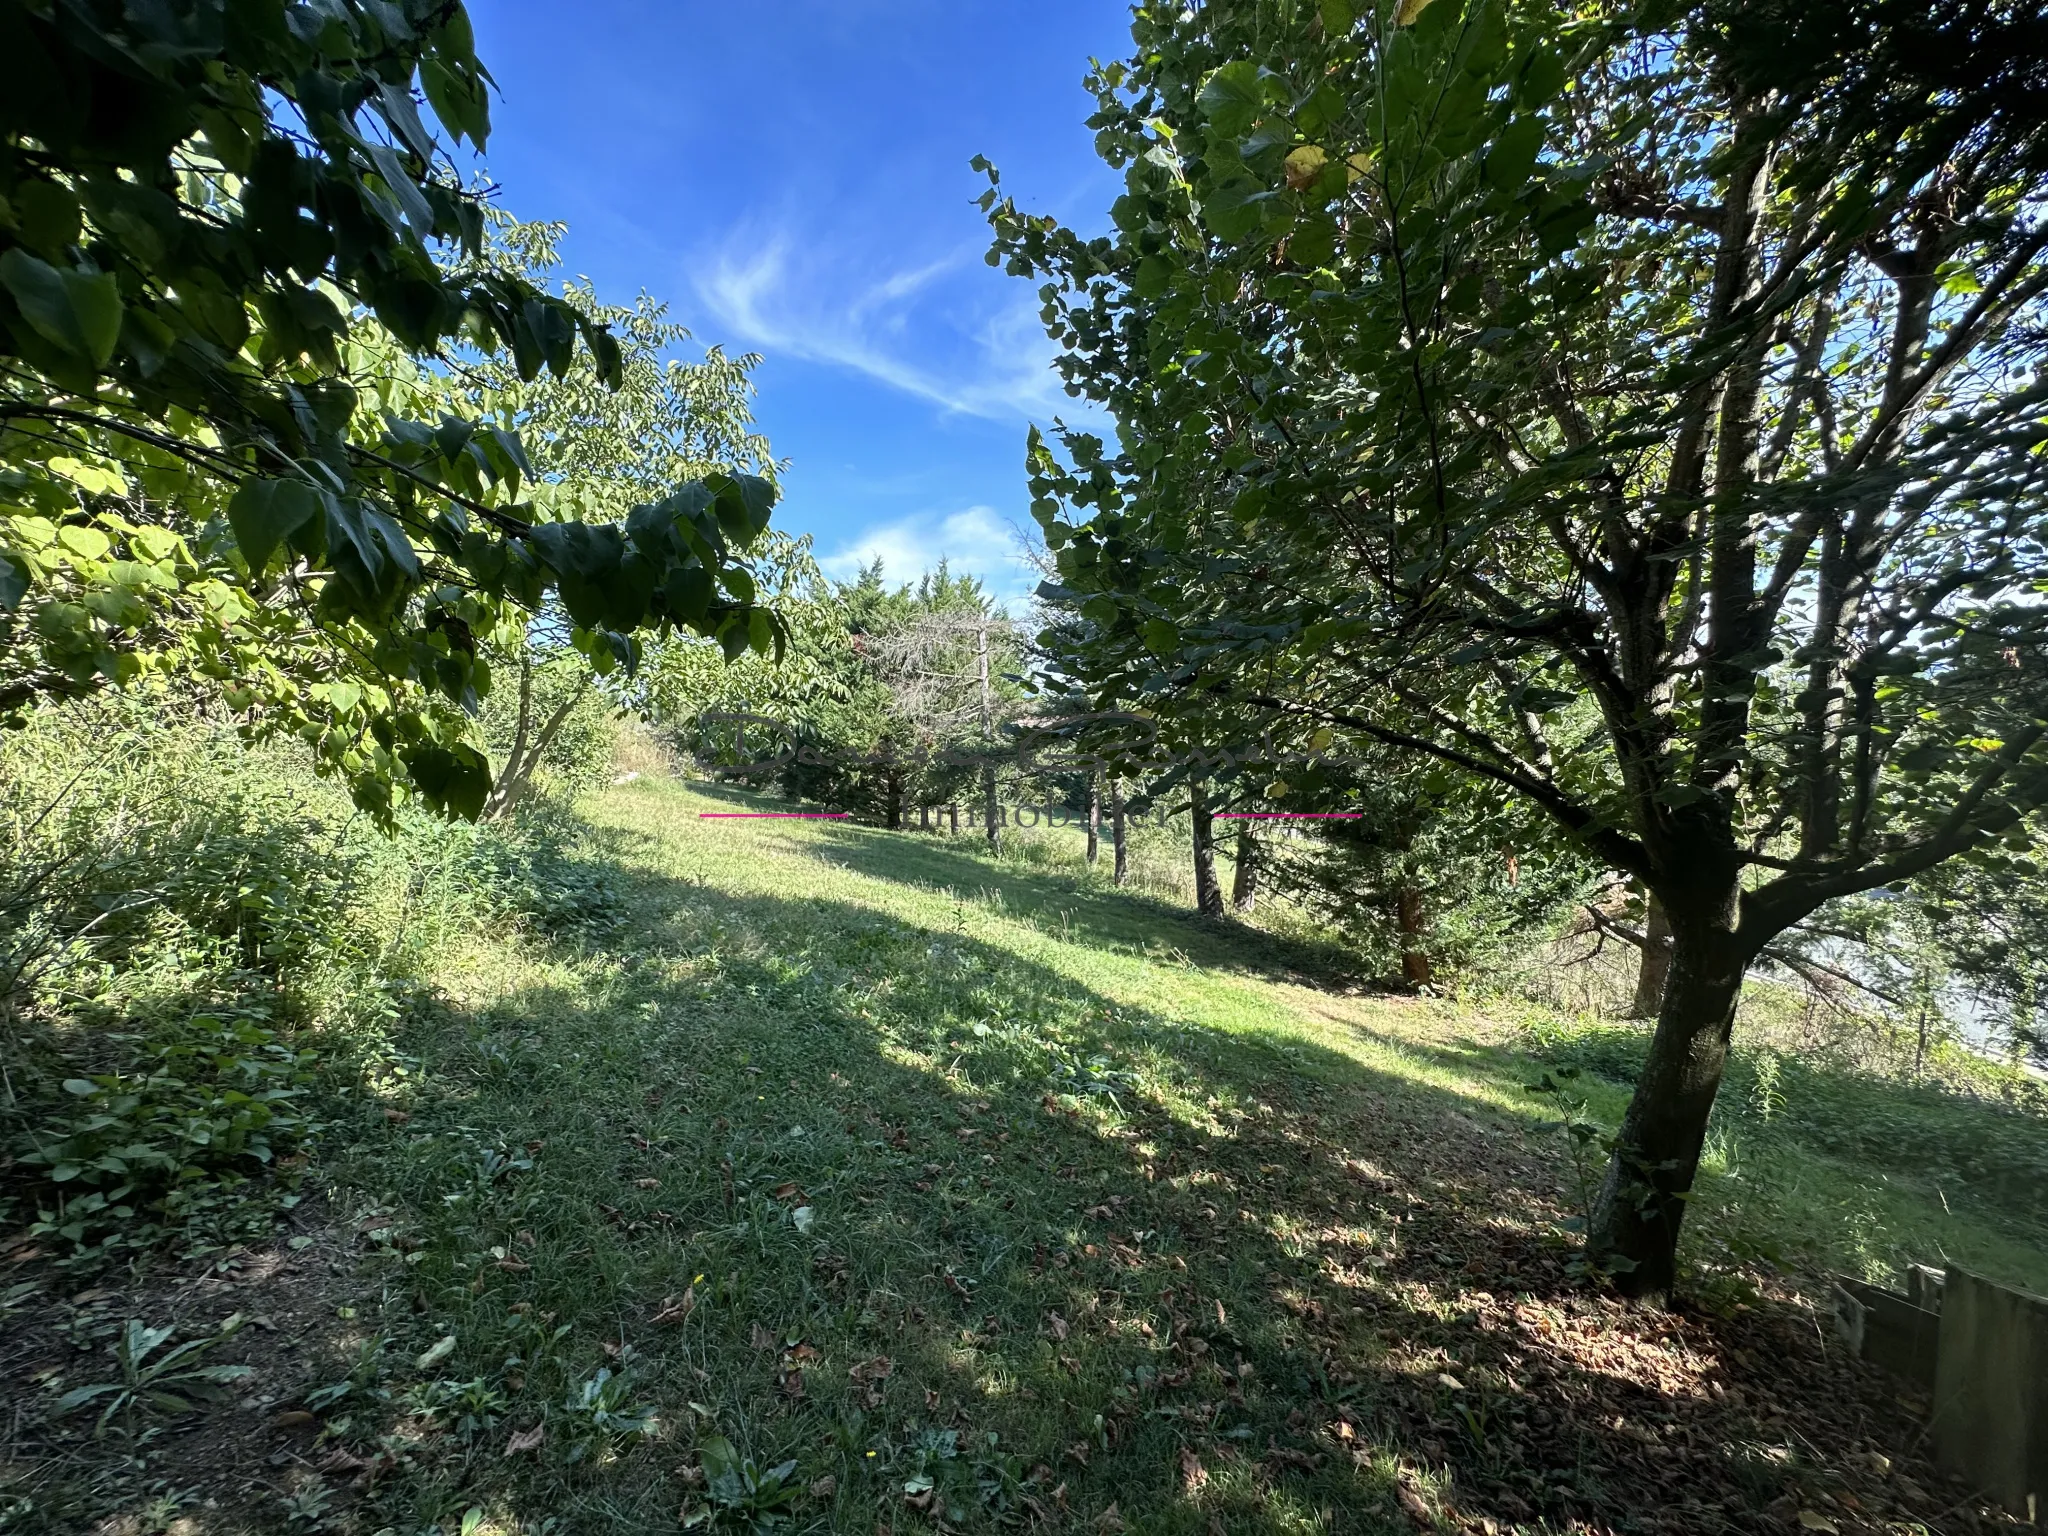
[1112,783,1128,886]
[1231,821,1259,913]
[1086,772,1101,865]
[948,803,959,835]
[919,804,931,832]
[982,764,1000,849]
[1189,776,1224,916]
[484,663,591,821]
[1588,890,1747,1298]
[1630,892,1674,1018]
[1397,887,1431,987]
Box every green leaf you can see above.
[665,562,714,626]
[1482,115,1545,192]
[0,553,25,610]
[0,250,123,366]
[699,1434,744,1502]
[402,745,490,820]
[56,1382,123,1412]
[228,480,325,576]
[62,1078,99,1096]
[1515,46,1566,109]
[1198,61,1274,138]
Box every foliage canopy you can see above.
[1,0,780,820]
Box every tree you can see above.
[858,572,1023,840]
[987,0,2048,1293]
[1,0,779,822]
[438,217,778,819]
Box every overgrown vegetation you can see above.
[0,699,629,1271]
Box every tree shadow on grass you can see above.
[652,779,1376,993]
[182,858,1991,1536]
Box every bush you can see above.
[1,695,627,1261]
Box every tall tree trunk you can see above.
[1112,782,1128,886]
[1397,887,1431,987]
[1231,821,1259,913]
[919,803,931,833]
[1189,776,1224,916]
[1588,879,1747,1297]
[1630,892,1674,1018]
[948,803,959,835]
[1086,772,1101,865]
[982,764,1001,848]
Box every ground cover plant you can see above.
[4,771,2040,1535]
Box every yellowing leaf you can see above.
[1284,144,1329,192]
[1396,0,1439,22]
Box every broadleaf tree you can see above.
[1,0,780,822]
[988,0,2048,1292]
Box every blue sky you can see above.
[463,0,1132,607]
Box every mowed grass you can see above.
[276,776,2045,1535]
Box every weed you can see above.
[56,1313,252,1437]
[681,1435,801,1529]
[559,1356,658,1464]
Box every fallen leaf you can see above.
[1048,1311,1071,1341]
[1179,1446,1208,1491]
[1797,1515,1839,1534]
[270,1410,317,1431]
[809,1474,837,1498]
[772,1181,805,1202]
[505,1423,544,1456]
[652,1288,697,1325]
[1397,1482,1434,1528]
[634,1178,660,1190]
[1436,1373,1465,1391]
[415,1335,456,1370]
[1096,1503,1127,1533]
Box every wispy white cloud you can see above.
[818,504,1041,606]
[693,224,1088,424]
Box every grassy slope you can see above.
[258,775,2038,1535]
[23,771,2031,1534]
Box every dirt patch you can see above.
[0,1196,374,1534]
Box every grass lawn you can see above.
[6,776,2043,1535]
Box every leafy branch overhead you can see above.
[0,0,782,820]
[985,0,2048,1293]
